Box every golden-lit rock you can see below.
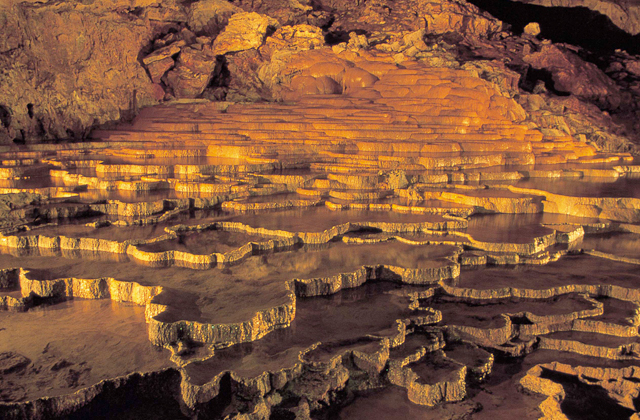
[2,9,640,418]
[524,22,541,37]
[269,24,325,50]
[422,0,503,37]
[0,0,164,142]
[212,12,279,56]
[187,0,242,35]
[164,46,218,98]
[289,75,342,96]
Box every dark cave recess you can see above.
[468,0,640,55]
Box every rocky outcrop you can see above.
[0,0,637,156]
[3,2,640,418]
[520,362,640,420]
[517,92,636,153]
[387,348,468,406]
[291,263,460,297]
[422,0,503,37]
[164,44,220,99]
[212,12,279,55]
[0,0,169,143]
[523,44,625,109]
[187,0,242,36]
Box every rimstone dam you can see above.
[2,0,640,419]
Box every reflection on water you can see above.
[464,213,552,244]
[227,207,448,232]
[421,293,597,328]
[0,241,457,324]
[456,254,640,290]
[0,299,171,402]
[2,146,640,418]
[137,229,270,255]
[515,178,640,198]
[580,232,640,259]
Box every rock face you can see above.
[2,35,640,417]
[524,44,624,109]
[211,12,279,55]
[165,45,219,99]
[0,0,170,143]
[422,0,503,37]
[187,0,241,35]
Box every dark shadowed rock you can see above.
[0,352,30,375]
[165,46,218,98]
[524,44,624,109]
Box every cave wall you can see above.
[0,0,174,143]
[0,0,638,149]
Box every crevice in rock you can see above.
[35,118,46,137]
[13,129,25,145]
[325,29,368,45]
[516,65,571,96]
[0,105,11,129]
[64,369,187,420]
[193,372,233,419]
[202,56,231,101]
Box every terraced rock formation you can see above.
[0,43,639,418]
[1,1,640,418]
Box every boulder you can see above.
[142,41,185,66]
[268,24,325,51]
[625,59,640,77]
[224,49,272,102]
[143,41,186,84]
[524,22,541,37]
[147,56,176,84]
[164,46,218,98]
[212,12,279,56]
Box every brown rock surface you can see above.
[524,44,624,109]
[211,12,279,56]
[187,0,242,35]
[147,56,177,84]
[165,46,219,98]
[422,0,503,37]
[524,21,541,36]
[0,0,170,143]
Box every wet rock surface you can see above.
[1,0,640,419]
